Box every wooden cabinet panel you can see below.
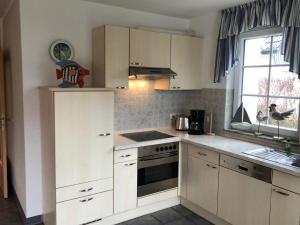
[56,191,113,225]
[188,144,219,165]
[114,160,137,214]
[93,25,129,89]
[218,167,271,225]
[187,156,219,215]
[54,92,114,188]
[270,187,300,225]
[130,29,171,68]
[170,35,202,90]
[273,170,300,195]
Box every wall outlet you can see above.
[169,113,182,120]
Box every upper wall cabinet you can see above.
[170,34,203,90]
[130,29,171,68]
[93,25,129,89]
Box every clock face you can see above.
[50,40,74,62]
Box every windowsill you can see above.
[224,128,300,147]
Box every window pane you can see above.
[242,96,268,124]
[244,37,271,66]
[268,98,299,130]
[271,35,289,65]
[270,66,300,97]
[243,67,269,95]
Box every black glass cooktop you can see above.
[121,130,175,142]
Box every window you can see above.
[235,29,300,137]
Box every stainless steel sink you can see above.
[243,148,300,168]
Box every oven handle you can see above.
[139,152,178,161]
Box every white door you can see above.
[130,29,171,68]
[218,167,271,225]
[187,156,219,214]
[270,187,300,225]
[170,35,202,90]
[114,160,137,214]
[55,91,114,188]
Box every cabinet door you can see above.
[270,187,300,225]
[114,160,137,214]
[187,156,219,215]
[55,91,114,188]
[105,26,129,89]
[218,167,271,225]
[170,35,202,90]
[130,29,171,68]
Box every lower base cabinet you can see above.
[218,167,271,225]
[270,187,300,225]
[187,155,219,215]
[114,160,138,213]
[56,191,113,225]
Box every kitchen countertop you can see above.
[114,128,300,178]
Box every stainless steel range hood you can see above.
[129,67,177,79]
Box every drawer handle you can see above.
[99,133,111,137]
[79,187,93,193]
[207,164,217,169]
[273,189,290,196]
[81,218,102,225]
[125,162,136,166]
[116,86,127,89]
[197,152,207,156]
[121,154,132,158]
[80,197,94,203]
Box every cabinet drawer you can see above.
[56,178,113,203]
[273,170,300,194]
[114,148,137,163]
[188,144,219,165]
[56,191,113,225]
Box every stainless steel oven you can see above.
[137,142,179,197]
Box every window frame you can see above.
[233,27,300,138]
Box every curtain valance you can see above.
[214,0,300,83]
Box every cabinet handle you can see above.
[207,164,217,169]
[273,189,290,196]
[125,162,136,166]
[121,154,131,158]
[79,187,93,193]
[116,86,127,89]
[81,218,102,225]
[172,86,181,89]
[99,133,111,137]
[79,197,94,203]
[197,152,207,156]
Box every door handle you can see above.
[79,197,94,203]
[79,187,93,193]
[206,164,217,169]
[99,133,111,137]
[273,189,290,196]
[124,162,136,166]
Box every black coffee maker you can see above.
[188,110,205,135]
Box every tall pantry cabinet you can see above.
[40,88,114,225]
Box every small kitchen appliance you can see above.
[188,109,205,135]
[175,115,189,131]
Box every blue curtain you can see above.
[214,0,300,83]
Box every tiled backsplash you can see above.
[114,80,230,133]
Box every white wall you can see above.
[3,0,27,214]
[189,12,232,89]
[18,0,189,217]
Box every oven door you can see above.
[137,152,178,197]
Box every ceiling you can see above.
[86,0,251,18]
[0,0,12,18]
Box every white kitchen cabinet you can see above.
[170,34,203,90]
[40,88,114,225]
[270,187,300,225]
[93,25,129,89]
[114,159,137,214]
[218,167,271,225]
[55,91,114,188]
[130,29,171,68]
[186,155,219,215]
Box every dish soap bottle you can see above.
[284,140,292,156]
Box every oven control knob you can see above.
[160,147,164,151]
[164,146,168,150]
[169,146,173,150]
[156,148,159,152]
[173,145,177,149]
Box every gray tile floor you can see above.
[117,205,214,225]
[0,195,23,225]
